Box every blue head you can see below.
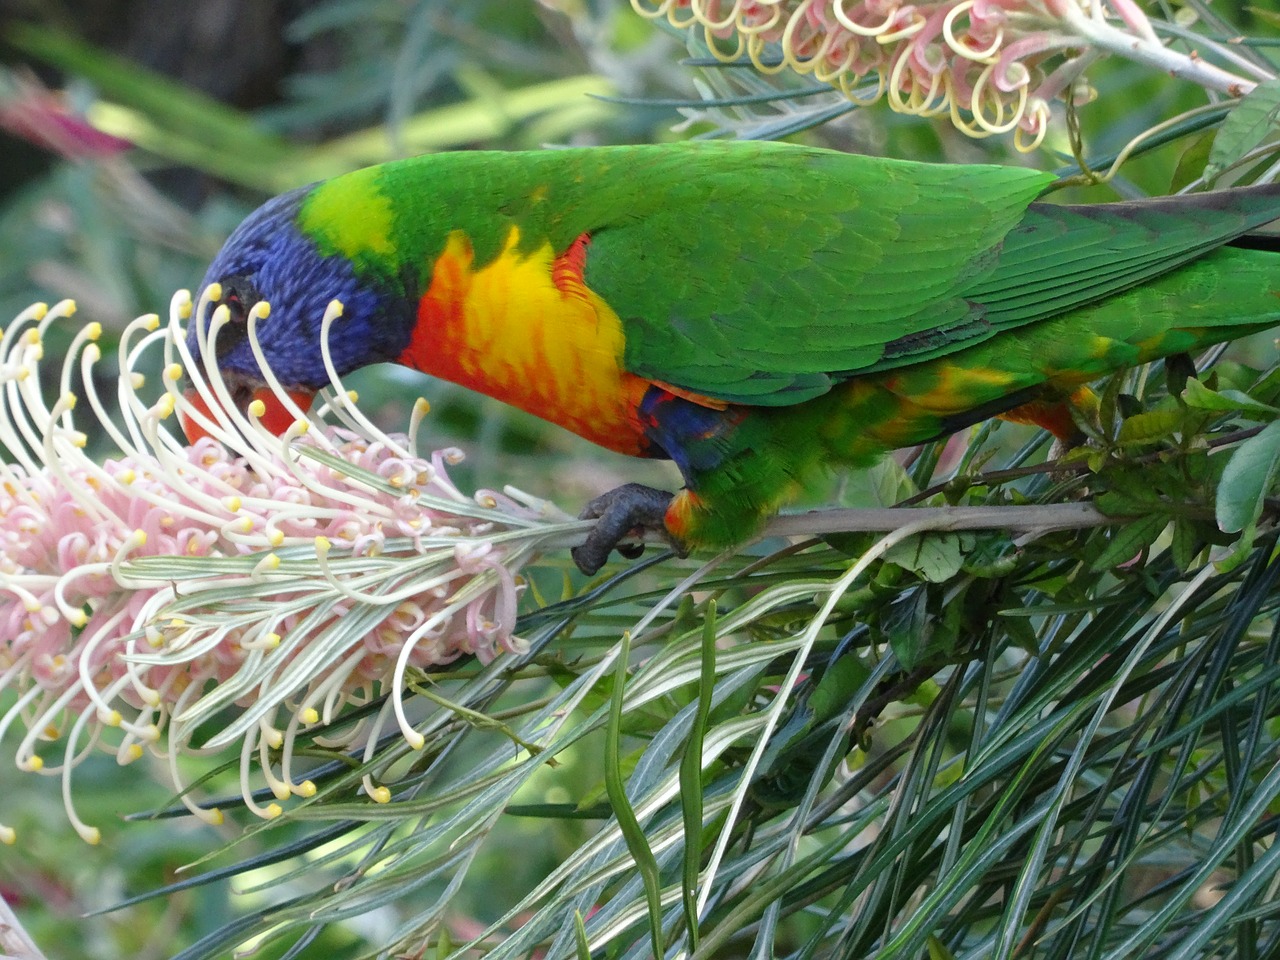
[183,185,415,437]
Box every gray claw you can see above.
[572,483,676,575]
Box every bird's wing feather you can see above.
[581,143,1054,405]
[583,145,1280,405]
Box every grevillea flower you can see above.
[632,0,1265,151]
[0,293,588,844]
[0,69,133,159]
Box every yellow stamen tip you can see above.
[314,536,331,556]
[22,756,43,772]
[268,529,284,547]
[78,825,101,845]
[142,313,160,330]
[252,302,271,319]
[0,826,15,845]
[346,389,358,403]
[154,394,175,419]
[164,363,184,382]
[223,496,242,512]
[296,780,317,798]
[265,632,281,648]
[265,803,283,819]
[68,610,88,628]
[63,301,78,317]
[130,372,145,389]
[272,784,291,801]
[405,730,425,750]
[207,282,223,301]
[247,399,266,418]
[414,398,430,414]
[85,321,102,340]
[85,343,101,363]
[207,809,224,825]
[98,709,123,727]
[301,707,320,724]
[125,744,144,762]
[369,785,392,804]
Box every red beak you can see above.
[180,385,317,445]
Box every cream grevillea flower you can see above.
[0,293,586,844]
[633,0,1265,151]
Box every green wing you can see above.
[583,142,1055,404]
[580,143,1280,406]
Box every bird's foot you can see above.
[572,483,685,575]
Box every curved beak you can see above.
[180,381,317,444]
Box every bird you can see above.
[181,140,1280,574]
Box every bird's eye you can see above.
[219,275,259,325]
[213,275,260,358]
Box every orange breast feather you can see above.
[398,227,653,455]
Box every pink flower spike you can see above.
[0,295,590,840]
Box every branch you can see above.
[763,502,1114,539]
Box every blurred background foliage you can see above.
[1,1,1280,958]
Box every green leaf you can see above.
[1182,378,1280,418]
[1170,519,1201,573]
[884,533,968,583]
[1089,514,1168,571]
[1216,420,1280,532]
[885,588,932,671]
[807,654,871,724]
[1116,408,1184,446]
[1170,130,1216,192]
[1246,6,1280,29]
[680,602,717,951]
[1206,77,1280,181]
[603,632,663,959]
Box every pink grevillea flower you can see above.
[0,70,133,159]
[0,293,587,844]
[633,0,1266,151]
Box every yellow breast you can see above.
[397,227,653,455]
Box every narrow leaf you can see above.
[680,601,718,951]
[603,631,664,960]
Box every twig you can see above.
[763,502,1114,539]
[0,897,47,960]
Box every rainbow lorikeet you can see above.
[183,140,1280,574]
